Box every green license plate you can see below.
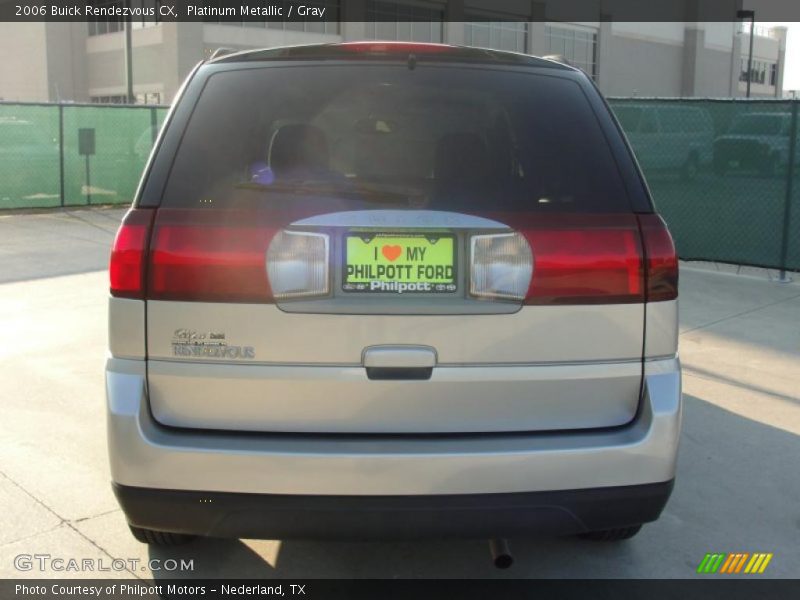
[343,233,457,294]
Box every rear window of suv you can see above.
[160,64,630,213]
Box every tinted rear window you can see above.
[161,64,630,212]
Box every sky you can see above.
[761,22,799,91]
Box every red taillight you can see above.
[638,214,678,302]
[109,208,154,299]
[115,208,677,305]
[504,214,645,305]
[147,210,278,303]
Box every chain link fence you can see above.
[0,99,798,272]
[0,101,168,210]
[608,98,799,272]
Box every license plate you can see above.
[343,233,456,294]
[728,159,740,168]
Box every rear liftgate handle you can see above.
[362,345,437,381]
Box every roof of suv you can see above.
[209,41,576,71]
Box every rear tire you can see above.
[128,525,195,546]
[579,524,643,541]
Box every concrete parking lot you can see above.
[0,207,798,579]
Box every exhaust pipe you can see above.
[489,538,513,569]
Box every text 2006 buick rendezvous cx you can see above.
[106,42,681,547]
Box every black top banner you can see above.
[2,0,800,23]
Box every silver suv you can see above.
[107,42,681,546]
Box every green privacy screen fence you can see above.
[0,102,168,210]
[0,99,798,271]
[607,97,799,273]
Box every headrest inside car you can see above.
[268,124,329,179]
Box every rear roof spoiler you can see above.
[209,47,237,61]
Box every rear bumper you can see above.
[107,356,681,533]
[114,480,674,540]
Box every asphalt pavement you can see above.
[0,207,798,579]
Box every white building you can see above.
[0,0,787,104]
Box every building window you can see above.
[741,60,775,85]
[87,1,160,35]
[365,1,444,42]
[135,92,163,104]
[735,23,776,39]
[131,1,162,29]
[87,1,124,36]
[740,58,749,82]
[91,92,161,104]
[545,24,598,80]
[464,20,527,53]
[90,95,128,104]
[740,59,777,85]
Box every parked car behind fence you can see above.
[613,103,714,180]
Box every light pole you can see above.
[124,0,134,104]
[737,9,755,98]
